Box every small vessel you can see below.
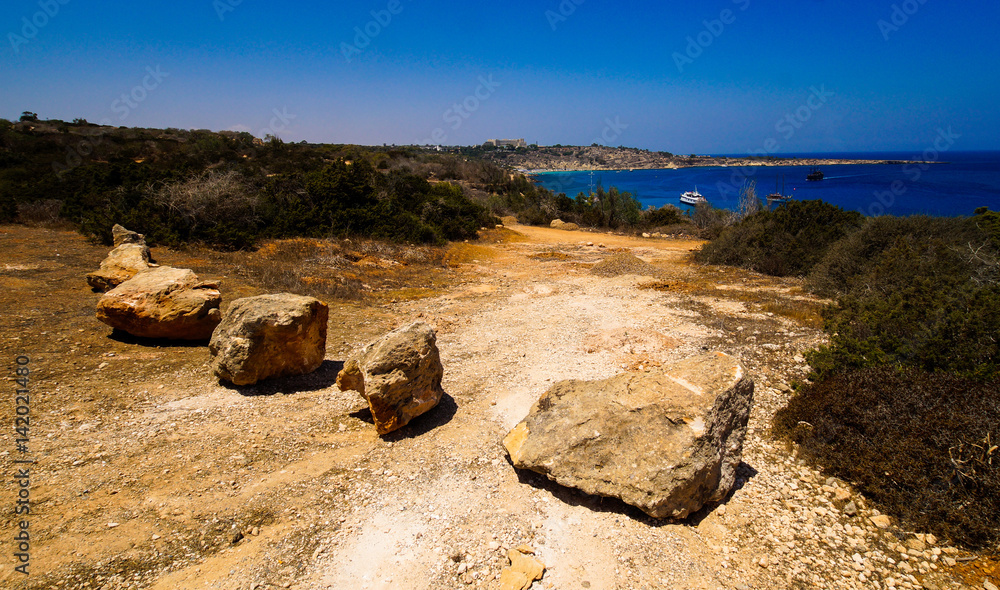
[807,167,824,181]
[767,174,793,205]
[680,187,707,206]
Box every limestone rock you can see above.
[504,351,753,519]
[337,321,444,435]
[96,266,221,340]
[499,546,545,590]
[112,224,146,247]
[209,294,329,386]
[86,225,156,292]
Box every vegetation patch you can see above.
[774,367,1000,550]
[695,200,863,276]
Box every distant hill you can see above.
[0,119,694,248]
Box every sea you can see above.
[530,151,1000,218]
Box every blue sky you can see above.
[2,0,998,153]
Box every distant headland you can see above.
[477,144,925,173]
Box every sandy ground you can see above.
[1,223,993,590]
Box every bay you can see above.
[531,151,1000,218]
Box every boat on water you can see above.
[766,174,793,205]
[807,167,825,181]
[680,187,707,206]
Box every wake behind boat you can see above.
[680,187,707,206]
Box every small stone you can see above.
[843,501,858,516]
[906,537,926,552]
[985,581,999,590]
[870,514,892,528]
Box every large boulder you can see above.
[504,352,753,519]
[86,225,156,292]
[96,266,222,340]
[209,294,329,386]
[337,321,444,435]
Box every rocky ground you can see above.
[1,223,996,590]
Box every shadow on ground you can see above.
[108,329,211,348]
[511,459,759,527]
[349,392,459,440]
[222,360,345,396]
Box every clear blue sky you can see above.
[2,0,998,153]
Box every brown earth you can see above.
[0,224,993,590]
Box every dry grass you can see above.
[228,237,449,301]
[445,243,499,266]
[477,227,529,244]
[531,251,572,261]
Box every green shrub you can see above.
[773,367,1000,550]
[696,200,863,276]
[642,205,686,228]
[807,215,990,297]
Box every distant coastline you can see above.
[521,157,928,175]
[480,145,929,174]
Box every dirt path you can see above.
[0,224,987,590]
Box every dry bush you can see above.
[232,237,447,301]
[148,170,259,230]
[774,367,1000,550]
[736,179,761,220]
[17,199,65,226]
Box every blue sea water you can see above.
[531,151,1000,218]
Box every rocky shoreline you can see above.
[522,158,922,174]
[481,145,927,174]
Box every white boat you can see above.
[680,187,706,206]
